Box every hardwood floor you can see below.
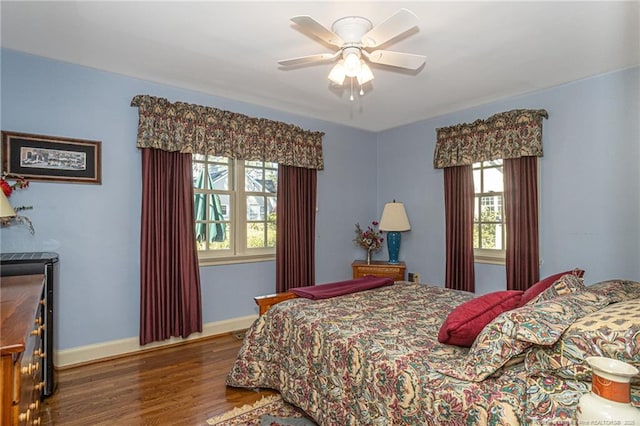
[40,332,277,425]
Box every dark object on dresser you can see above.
[0,252,59,398]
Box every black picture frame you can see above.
[2,131,102,184]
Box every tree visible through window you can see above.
[473,160,505,262]
[193,155,277,263]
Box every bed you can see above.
[227,276,640,425]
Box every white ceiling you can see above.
[1,1,638,132]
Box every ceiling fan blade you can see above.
[364,50,426,70]
[361,9,419,48]
[278,52,339,67]
[290,16,344,47]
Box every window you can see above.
[193,155,277,264]
[473,159,505,264]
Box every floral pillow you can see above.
[430,290,609,381]
[524,297,640,381]
[520,269,585,305]
[586,279,640,303]
[524,273,585,305]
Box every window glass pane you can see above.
[208,223,230,249]
[264,168,277,193]
[495,196,503,221]
[195,219,206,249]
[247,195,265,221]
[495,224,504,249]
[480,195,502,221]
[483,166,503,192]
[267,221,277,248]
[480,223,498,249]
[266,195,276,220]
[194,192,207,222]
[473,169,481,193]
[473,224,479,248]
[217,194,230,220]
[207,194,224,222]
[193,162,204,186]
[247,222,265,248]
[195,222,230,250]
[474,196,480,221]
[208,163,228,191]
[245,167,264,192]
[195,202,228,245]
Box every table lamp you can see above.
[0,191,16,219]
[379,201,410,264]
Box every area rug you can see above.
[206,393,317,426]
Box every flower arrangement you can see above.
[354,221,384,252]
[1,172,34,234]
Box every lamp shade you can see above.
[328,60,346,85]
[0,191,16,218]
[379,202,410,231]
[356,62,374,85]
[343,51,362,77]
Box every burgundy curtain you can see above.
[276,164,317,293]
[140,148,202,345]
[504,157,540,290]
[444,165,475,292]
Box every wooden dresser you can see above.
[0,274,45,425]
[352,260,406,282]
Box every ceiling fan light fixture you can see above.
[328,60,346,85]
[281,9,424,97]
[343,50,362,77]
[357,61,374,85]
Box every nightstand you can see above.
[352,260,406,281]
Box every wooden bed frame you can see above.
[254,291,298,315]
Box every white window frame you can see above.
[473,160,506,265]
[472,159,541,265]
[194,155,277,266]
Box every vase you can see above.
[576,356,640,424]
[366,249,372,265]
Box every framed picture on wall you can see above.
[1,131,102,184]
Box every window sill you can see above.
[474,251,506,266]
[198,254,275,267]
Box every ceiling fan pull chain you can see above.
[350,78,355,101]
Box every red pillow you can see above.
[519,269,585,306]
[438,290,523,347]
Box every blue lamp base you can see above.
[386,231,401,264]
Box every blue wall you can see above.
[1,49,638,352]
[377,66,640,294]
[0,49,377,350]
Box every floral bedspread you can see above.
[228,283,519,425]
[226,281,640,425]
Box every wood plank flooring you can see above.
[40,332,277,425]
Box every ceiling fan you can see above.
[278,9,427,100]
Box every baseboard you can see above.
[54,314,258,368]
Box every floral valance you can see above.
[131,95,324,170]
[433,109,548,169]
